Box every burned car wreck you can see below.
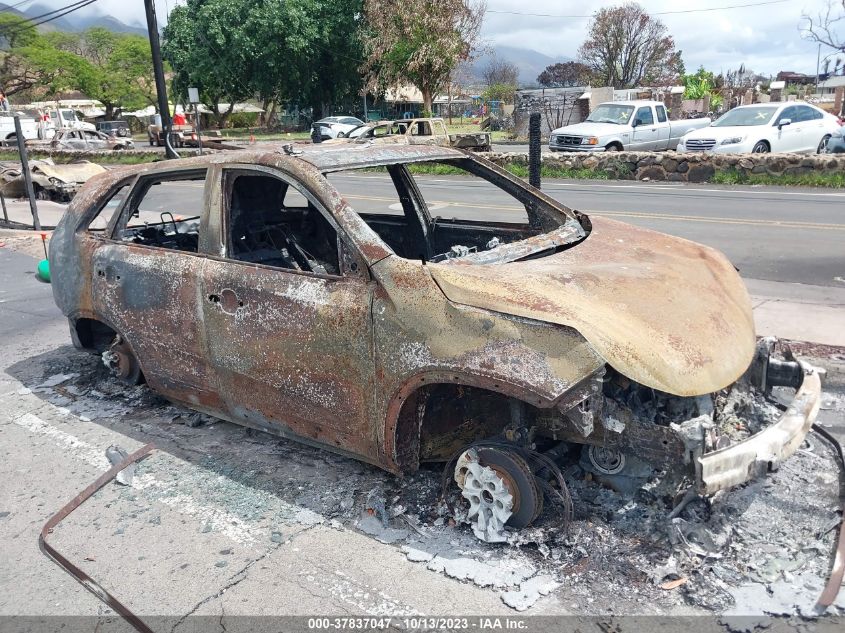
[49,144,822,543]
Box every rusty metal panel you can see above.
[429,216,756,397]
[199,257,378,460]
[370,256,605,470]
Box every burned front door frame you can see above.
[198,164,380,462]
[88,166,224,407]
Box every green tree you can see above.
[361,0,485,115]
[72,31,157,119]
[163,0,254,126]
[163,0,364,126]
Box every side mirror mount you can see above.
[632,118,641,127]
[777,118,792,129]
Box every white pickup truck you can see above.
[0,111,41,145]
[549,100,711,152]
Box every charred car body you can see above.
[1,159,106,202]
[49,145,822,542]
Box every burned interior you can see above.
[48,145,823,547]
[328,157,575,264]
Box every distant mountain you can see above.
[0,3,148,36]
[468,45,573,87]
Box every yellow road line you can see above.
[343,194,845,231]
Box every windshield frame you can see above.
[710,106,779,128]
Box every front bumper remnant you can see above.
[697,361,822,495]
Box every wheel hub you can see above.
[454,449,515,543]
[587,445,626,475]
[102,338,132,380]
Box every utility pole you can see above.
[816,43,821,94]
[14,115,41,231]
[144,0,178,159]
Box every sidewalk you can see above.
[744,278,845,347]
[1,198,66,229]
[3,200,844,347]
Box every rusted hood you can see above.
[428,217,756,396]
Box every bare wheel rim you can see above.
[455,446,543,543]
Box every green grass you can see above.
[219,128,311,141]
[712,168,845,188]
[0,150,162,165]
[399,161,613,180]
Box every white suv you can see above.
[311,116,364,140]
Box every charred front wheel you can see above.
[102,335,144,385]
[454,447,543,543]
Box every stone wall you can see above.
[485,151,845,183]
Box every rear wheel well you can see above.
[394,383,541,472]
[73,318,117,353]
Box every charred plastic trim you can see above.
[697,361,822,494]
[39,444,155,633]
[813,424,845,610]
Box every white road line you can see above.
[7,406,322,545]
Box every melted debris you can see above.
[12,347,845,617]
[714,385,783,441]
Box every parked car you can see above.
[822,127,845,154]
[0,158,106,202]
[329,117,492,151]
[310,115,364,140]
[678,102,841,154]
[0,111,40,145]
[549,100,711,152]
[97,120,131,137]
[51,129,134,151]
[49,144,820,542]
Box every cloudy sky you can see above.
[16,0,843,76]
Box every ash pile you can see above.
[17,347,845,618]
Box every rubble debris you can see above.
[659,577,689,590]
[500,574,559,611]
[355,514,410,544]
[39,443,156,633]
[0,159,106,202]
[105,445,136,486]
[22,351,844,617]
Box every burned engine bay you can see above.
[446,338,821,546]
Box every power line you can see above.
[6,0,95,26]
[3,0,100,35]
[3,0,39,11]
[487,0,790,19]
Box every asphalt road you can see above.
[327,173,845,289]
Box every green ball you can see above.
[37,259,50,283]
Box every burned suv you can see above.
[50,144,821,542]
